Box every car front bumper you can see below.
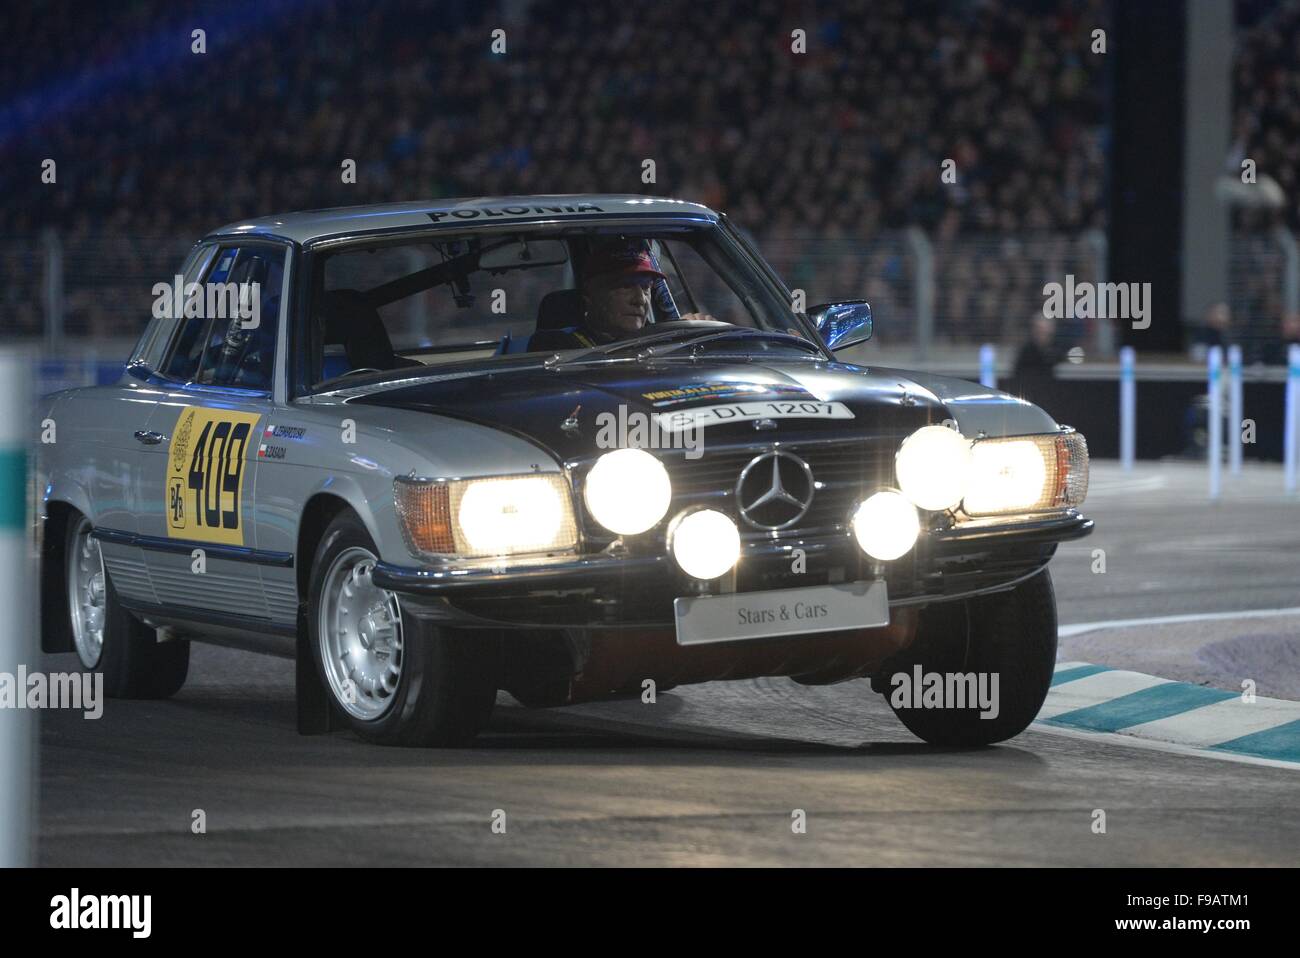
[372,510,1093,629]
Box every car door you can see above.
[74,244,216,607]
[135,241,289,626]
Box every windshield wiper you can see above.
[546,326,825,369]
[642,328,824,359]
[545,327,722,367]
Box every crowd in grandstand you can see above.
[1,0,1294,364]
[1234,0,1300,234]
[0,0,1111,344]
[2,0,1109,235]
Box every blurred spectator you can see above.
[1188,301,1233,362]
[1012,314,1061,404]
[1015,315,1062,377]
[1260,311,1300,365]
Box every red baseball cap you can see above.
[581,240,667,285]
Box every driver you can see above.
[529,240,667,350]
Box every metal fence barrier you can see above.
[759,229,1111,363]
[1223,226,1300,364]
[5,229,1114,360]
[5,228,1299,399]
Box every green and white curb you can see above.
[1034,661,1300,768]
[0,350,34,866]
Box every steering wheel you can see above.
[343,367,383,377]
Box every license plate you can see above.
[673,580,890,646]
[652,401,854,433]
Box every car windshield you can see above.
[308,224,815,386]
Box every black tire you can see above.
[306,510,497,746]
[65,514,190,699]
[879,569,1058,746]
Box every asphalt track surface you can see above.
[34,462,1300,866]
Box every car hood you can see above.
[345,357,1058,462]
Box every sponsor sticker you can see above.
[641,382,812,408]
[264,423,306,440]
[427,202,603,222]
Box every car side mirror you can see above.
[810,301,873,351]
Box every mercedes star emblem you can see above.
[736,450,815,530]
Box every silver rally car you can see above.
[37,195,1091,747]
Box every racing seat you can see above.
[536,288,582,332]
[319,289,421,374]
[498,289,583,353]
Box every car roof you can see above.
[207,194,720,244]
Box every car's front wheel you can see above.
[876,569,1057,746]
[65,513,189,698]
[307,510,497,746]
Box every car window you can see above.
[164,245,284,388]
[163,247,237,381]
[656,238,756,327]
[322,243,569,351]
[309,226,794,387]
[132,244,216,371]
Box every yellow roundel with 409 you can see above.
[165,407,262,545]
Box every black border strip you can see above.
[91,527,294,568]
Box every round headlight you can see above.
[669,509,741,579]
[895,424,972,511]
[851,490,920,561]
[584,448,672,535]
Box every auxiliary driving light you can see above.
[584,448,673,535]
[895,424,973,511]
[851,490,920,561]
[669,509,741,580]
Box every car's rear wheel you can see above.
[65,513,189,698]
[877,568,1057,746]
[307,510,497,746]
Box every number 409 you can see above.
[187,420,250,529]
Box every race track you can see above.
[35,462,1300,866]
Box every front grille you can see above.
[663,438,900,539]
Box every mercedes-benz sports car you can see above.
[37,195,1092,747]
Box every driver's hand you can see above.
[676,312,719,323]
